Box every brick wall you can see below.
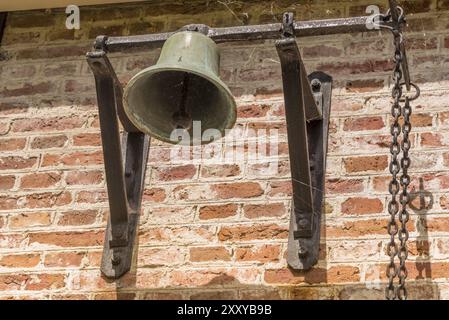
[0,0,449,299]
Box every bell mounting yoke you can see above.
[87,2,411,278]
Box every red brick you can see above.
[326,178,364,194]
[343,155,388,173]
[42,151,103,167]
[0,175,15,190]
[65,171,103,185]
[212,182,264,199]
[421,132,444,147]
[142,188,166,203]
[405,37,438,50]
[20,172,61,189]
[57,209,98,226]
[44,252,84,267]
[345,79,384,93]
[243,203,286,218]
[72,133,101,146]
[0,138,27,151]
[237,104,270,118]
[12,116,87,133]
[265,266,360,284]
[343,116,384,131]
[190,247,232,262]
[268,181,292,197]
[30,135,68,149]
[326,218,415,238]
[154,164,197,181]
[0,82,52,97]
[28,230,104,247]
[199,203,238,220]
[302,44,342,58]
[75,190,107,204]
[9,212,52,229]
[218,224,288,241]
[318,60,393,75]
[0,274,29,291]
[0,156,38,170]
[0,102,28,115]
[24,191,72,209]
[201,164,240,178]
[0,253,41,268]
[341,197,383,215]
[235,244,281,262]
[16,45,90,60]
[25,274,66,291]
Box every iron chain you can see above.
[385,8,417,300]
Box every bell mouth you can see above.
[123,65,237,146]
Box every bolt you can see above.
[111,254,121,266]
[298,245,308,258]
[298,218,309,229]
[311,79,321,92]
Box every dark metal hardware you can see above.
[388,0,411,91]
[97,15,393,53]
[86,51,150,278]
[0,13,7,45]
[276,17,332,269]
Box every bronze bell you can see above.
[123,31,237,145]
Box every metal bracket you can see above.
[86,51,150,278]
[276,22,332,269]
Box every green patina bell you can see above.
[123,31,237,145]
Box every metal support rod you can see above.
[101,15,392,53]
[0,13,6,45]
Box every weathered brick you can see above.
[57,210,98,226]
[0,253,41,268]
[212,182,264,199]
[264,266,360,284]
[341,197,383,215]
[0,175,15,190]
[343,155,388,173]
[43,252,84,267]
[30,135,68,149]
[12,116,87,133]
[235,244,280,262]
[190,246,232,262]
[65,171,103,185]
[9,212,52,229]
[243,203,286,218]
[20,172,61,189]
[326,178,364,194]
[142,188,166,203]
[72,133,101,146]
[199,203,238,220]
[29,230,104,247]
[218,224,288,241]
[153,164,197,181]
[200,164,240,178]
[0,82,52,97]
[343,116,384,131]
[0,156,38,170]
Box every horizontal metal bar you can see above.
[104,15,389,52]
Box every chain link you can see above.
[384,6,416,300]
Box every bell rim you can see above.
[123,63,237,145]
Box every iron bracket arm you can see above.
[276,33,332,270]
[86,51,150,278]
